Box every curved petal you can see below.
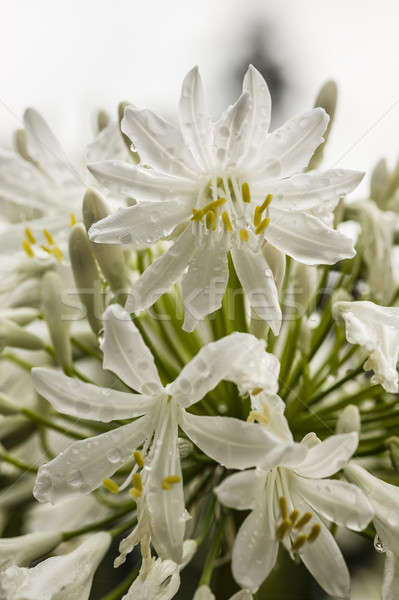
[232,507,278,592]
[33,416,151,503]
[266,208,355,265]
[182,231,229,332]
[179,66,213,171]
[382,551,399,600]
[292,474,373,530]
[122,106,197,177]
[146,403,185,563]
[168,332,262,408]
[32,367,156,421]
[102,304,163,394]
[215,469,265,511]
[213,92,250,170]
[0,151,51,213]
[125,225,196,314]
[292,432,358,479]
[87,121,128,163]
[231,241,281,335]
[88,198,192,246]
[240,64,271,166]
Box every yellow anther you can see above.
[289,509,300,526]
[260,194,273,211]
[251,387,263,395]
[295,512,312,530]
[162,475,181,490]
[206,210,217,231]
[221,211,232,232]
[132,473,142,492]
[253,206,262,228]
[291,534,307,552]
[240,228,249,243]
[191,208,202,222]
[205,197,226,211]
[70,213,77,227]
[255,217,270,235]
[25,227,36,244]
[51,246,64,262]
[247,411,269,425]
[43,229,54,245]
[133,450,145,468]
[279,497,288,521]
[307,524,321,543]
[103,478,119,494]
[276,519,292,540]
[40,245,51,254]
[241,182,251,203]
[22,239,34,258]
[130,487,142,499]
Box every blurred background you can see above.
[0,0,396,597]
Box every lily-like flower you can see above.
[88,65,362,333]
[32,304,301,564]
[0,532,111,600]
[334,300,399,393]
[0,531,61,572]
[193,586,252,600]
[344,462,399,600]
[215,432,373,597]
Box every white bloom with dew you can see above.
[88,65,362,334]
[0,531,61,572]
[334,300,399,393]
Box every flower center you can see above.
[21,218,76,263]
[275,496,321,551]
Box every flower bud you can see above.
[307,80,337,170]
[41,271,72,370]
[0,319,44,352]
[83,189,130,304]
[291,263,319,317]
[336,405,361,434]
[97,109,110,133]
[0,308,39,327]
[370,158,389,206]
[69,224,104,335]
[0,531,61,572]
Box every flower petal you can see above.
[125,225,196,314]
[231,241,281,335]
[292,432,358,479]
[182,232,228,332]
[382,551,399,600]
[168,332,262,408]
[240,64,271,165]
[179,66,213,171]
[213,92,250,169]
[102,304,163,394]
[215,469,265,511]
[266,208,355,265]
[33,416,151,503]
[32,367,156,421]
[122,106,197,177]
[88,198,192,246]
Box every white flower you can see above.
[334,300,399,393]
[32,304,299,564]
[0,531,61,572]
[0,532,110,600]
[193,585,252,600]
[122,539,196,600]
[24,495,109,534]
[344,462,399,600]
[88,65,362,334]
[216,432,373,597]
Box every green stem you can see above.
[0,451,37,473]
[195,495,217,547]
[62,505,135,541]
[21,408,86,440]
[307,362,365,406]
[198,512,227,587]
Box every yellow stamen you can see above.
[40,244,51,254]
[192,198,226,222]
[162,475,181,490]
[289,509,300,526]
[255,217,270,235]
[291,534,307,552]
[130,487,142,499]
[260,194,273,211]
[295,512,312,530]
[51,246,64,262]
[103,478,119,494]
[191,208,202,222]
[133,450,145,468]
[251,387,263,395]
[206,210,217,231]
[307,524,321,543]
[276,519,292,540]
[70,213,77,227]
[240,228,249,242]
[241,182,251,203]
[24,227,36,244]
[43,229,54,245]
[221,211,232,232]
[279,497,288,521]
[22,240,34,258]
[253,206,262,228]
[132,473,142,492]
[247,410,269,425]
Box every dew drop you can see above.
[67,470,84,488]
[374,534,385,554]
[119,232,132,244]
[107,448,123,464]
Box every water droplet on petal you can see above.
[374,534,385,554]
[107,448,123,464]
[67,470,84,488]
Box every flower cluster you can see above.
[0,66,399,600]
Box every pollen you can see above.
[279,497,288,520]
[241,182,251,203]
[240,228,249,242]
[260,194,273,211]
[103,478,119,494]
[133,450,145,468]
[22,239,34,258]
[40,245,51,254]
[221,211,232,232]
[70,213,77,227]
[43,229,54,245]
[206,210,217,231]
[51,246,64,262]
[291,534,307,552]
[289,509,299,525]
[24,227,36,244]
[251,387,263,395]
[295,512,312,530]
[247,410,269,425]
[307,524,321,543]
[130,472,143,498]
[276,518,292,540]
[255,217,270,235]
[162,475,181,490]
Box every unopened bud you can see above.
[0,319,44,352]
[69,223,104,335]
[307,80,337,170]
[118,102,140,164]
[14,129,31,161]
[370,158,389,206]
[0,308,39,326]
[336,405,360,434]
[41,271,72,370]
[291,263,319,316]
[97,110,110,133]
[83,189,130,304]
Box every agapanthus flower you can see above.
[32,304,301,564]
[334,300,399,392]
[88,65,362,333]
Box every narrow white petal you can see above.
[33,416,151,503]
[125,225,196,314]
[213,92,250,169]
[168,332,262,408]
[182,233,228,332]
[0,532,61,571]
[102,304,163,394]
[32,367,156,421]
[240,64,271,165]
[231,242,281,335]
[0,151,51,212]
[215,469,265,510]
[122,106,197,176]
[266,208,355,265]
[382,551,399,600]
[293,432,358,479]
[179,66,213,170]
[87,121,129,163]
[89,198,192,246]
